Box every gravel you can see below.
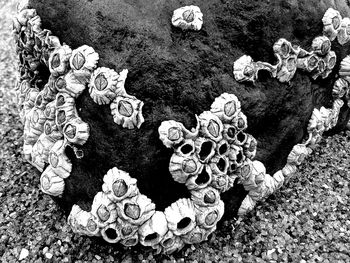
[0,1,349,262]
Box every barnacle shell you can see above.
[44,120,63,142]
[238,194,255,216]
[232,111,248,131]
[233,55,256,82]
[68,205,100,236]
[339,55,350,82]
[209,155,229,175]
[210,172,234,193]
[55,93,78,129]
[241,160,266,192]
[332,78,348,99]
[158,120,185,148]
[321,51,337,78]
[164,198,196,236]
[182,226,216,245]
[120,232,139,247]
[227,145,246,171]
[171,5,203,31]
[322,8,342,41]
[110,95,145,129]
[243,134,257,159]
[40,166,65,196]
[16,8,36,25]
[48,140,72,179]
[89,67,126,105]
[185,165,212,190]
[101,223,122,244]
[102,167,139,202]
[63,117,90,145]
[116,194,155,225]
[297,54,319,72]
[281,163,298,179]
[175,139,196,157]
[272,170,285,190]
[198,111,223,142]
[337,17,350,45]
[56,72,86,98]
[234,131,248,146]
[287,144,311,166]
[70,45,99,82]
[31,134,55,170]
[311,36,331,56]
[90,192,118,228]
[48,44,72,76]
[138,211,168,247]
[191,187,220,207]
[169,153,203,184]
[194,200,224,229]
[222,124,237,143]
[25,108,46,143]
[216,139,230,156]
[160,231,184,255]
[273,38,295,58]
[210,93,241,122]
[194,137,216,163]
[117,217,138,240]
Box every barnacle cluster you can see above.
[322,8,350,45]
[171,5,203,31]
[233,36,336,83]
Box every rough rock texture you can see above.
[28,0,350,218]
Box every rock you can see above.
[26,0,350,226]
[45,252,53,259]
[18,248,29,260]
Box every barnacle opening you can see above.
[218,143,228,155]
[168,127,181,141]
[162,238,175,248]
[97,205,110,222]
[87,219,97,232]
[236,132,247,144]
[112,179,128,197]
[179,143,194,155]
[145,233,159,242]
[332,16,341,29]
[195,168,210,185]
[204,191,216,204]
[94,73,108,91]
[121,226,133,237]
[217,158,227,172]
[205,211,218,226]
[177,217,192,230]
[198,141,214,161]
[105,228,118,240]
[124,203,141,220]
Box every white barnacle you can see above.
[110,95,145,129]
[321,51,337,79]
[322,8,342,41]
[190,186,220,207]
[117,217,139,239]
[210,172,234,193]
[43,101,56,121]
[232,111,248,131]
[332,78,348,99]
[273,38,294,58]
[48,140,72,179]
[40,166,65,196]
[138,211,168,247]
[194,200,224,229]
[337,17,350,45]
[26,107,46,143]
[116,194,155,226]
[169,153,203,184]
[233,55,257,82]
[272,170,285,190]
[171,5,203,31]
[222,124,237,143]
[164,198,196,236]
[48,44,72,76]
[101,223,122,244]
[63,117,90,145]
[339,55,350,82]
[89,67,126,105]
[120,232,139,247]
[198,111,223,142]
[243,134,257,159]
[90,192,118,228]
[297,54,319,72]
[234,131,248,146]
[237,194,255,216]
[67,205,100,237]
[55,93,78,130]
[210,93,241,123]
[158,120,185,148]
[57,71,86,98]
[102,167,139,202]
[31,134,55,171]
[160,231,185,254]
[70,45,99,83]
[44,120,63,143]
[287,144,311,166]
[185,165,212,190]
[281,163,298,181]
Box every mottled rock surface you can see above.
[29,0,350,219]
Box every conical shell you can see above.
[194,200,224,229]
[233,55,256,82]
[210,93,241,122]
[322,8,342,41]
[171,5,203,31]
[138,211,168,247]
[198,111,223,142]
[90,192,118,228]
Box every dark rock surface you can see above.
[29,0,350,218]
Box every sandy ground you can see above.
[0,1,349,262]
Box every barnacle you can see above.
[70,45,99,83]
[159,120,185,148]
[102,167,139,202]
[191,187,220,207]
[63,117,90,145]
[169,153,203,184]
[222,124,237,143]
[243,134,257,159]
[57,72,86,98]
[194,200,224,229]
[48,44,72,76]
[48,140,72,179]
[337,17,350,45]
[55,93,78,129]
[31,134,55,171]
[216,139,230,156]
[273,39,299,82]
[101,223,122,244]
[89,67,126,105]
[233,55,257,82]
[311,36,331,56]
[237,194,255,216]
[164,198,196,236]
[175,139,196,157]
[182,226,216,245]
[332,78,348,99]
[116,194,155,225]
[198,111,223,142]
[287,144,311,166]
[40,166,65,196]
[185,165,213,190]
[138,211,168,247]
[272,170,284,190]
[209,154,229,175]
[194,137,216,163]
[210,172,234,193]
[339,55,350,82]
[281,163,298,179]
[171,5,203,31]
[90,192,118,228]
[210,93,241,122]
[322,8,342,41]
[232,111,248,131]
[68,205,100,236]
[110,95,145,129]
[43,120,63,142]
[160,231,184,254]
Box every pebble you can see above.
[18,248,29,260]
[95,255,102,260]
[43,247,48,254]
[45,252,53,259]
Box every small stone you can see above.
[95,255,102,260]
[45,252,53,259]
[43,247,48,254]
[19,248,29,260]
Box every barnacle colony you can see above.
[13,2,348,255]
